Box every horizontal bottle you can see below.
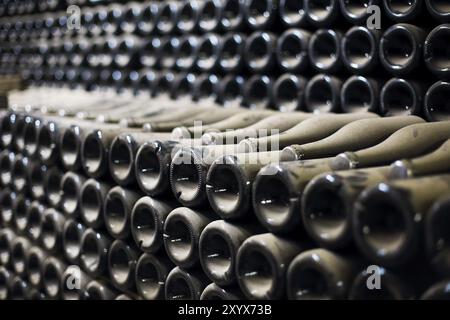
[0,228,15,266]
[252,158,335,233]
[11,154,29,194]
[26,246,47,288]
[165,266,209,300]
[155,1,179,35]
[83,280,118,300]
[198,0,223,33]
[103,186,141,240]
[341,76,381,113]
[10,236,30,277]
[243,75,273,110]
[40,208,65,254]
[283,116,424,160]
[0,188,15,226]
[287,249,361,299]
[220,0,247,31]
[244,0,279,30]
[163,207,215,268]
[304,74,342,113]
[244,31,277,73]
[424,80,450,121]
[137,2,159,36]
[308,29,343,74]
[174,35,199,71]
[240,113,378,153]
[202,112,311,145]
[218,32,245,73]
[80,178,113,229]
[424,24,450,78]
[425,0,450,22]
[195,34,222,73]
[271,74,307,112]
[379,24,427,76]
[9,276,30,300]
[12,194,30,233]
[383,0,423,22]
[201,283,245,300]
[276,28,311,73]
[176,1,200,34]
[79,228,112,278]
[353,174,450,267]
[236,233,307,299]
[0,266,10,300]
[61,171,86,219]
[107,239,139,291]
[61,266,91,300]
[0,150,14,187]
[28,161,47,202]
[348,268,415,299]
[342,26,381,75]
[135,252,175,300]
[390,139,450,179]
[42,256,67,299]
[425,196,450,277]
[130,196,176,253]
[44,166,63,208]
[199,220,258,286]
[302,166,391,248]
[339,0,380,25]
[62,219,86,265]
[305,0,340,27]
[26,201,45,242]
[332,121,450,170]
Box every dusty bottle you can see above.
[339,0,380,25]
[301,166,391,248]
[243,75,273,110]
[272,74,307,112]
[380,78,424,116]
[42,256,67,299]
[425,196,450,277]
[244,31,277,73]
[390,139,450,179]
[201,283,245,300]
[279,0,307,27]
[341,76,381,113]
[305,0,340,27]
[80,178,114,229]
[425,1,450,22]
[103,186,141,240]
[198,0,223,33]
[202,111,311,145]
[61,171,86,218]
[130,196,176,253]
[239,113,378,153]
[62,219,86,264]
[80,228,112,278]
[165,266,209,300]
[342,26,381,75]
[252,158,335,233]
[40,208,65,254]
[195,34,222,73]
[304,74,343,113]
[383,0,423,22]
[332,121,450,170]
[244,0,279,30]
[276,28,311,73]
[220,0,247,31]
[236,233,307,299]
[424,80,450,121]
[44,167,63,208]
[308,29,343,74]
[29,161,48,202]
[107,239,139,291]
[287,249,360,299]
[199,220,258,286]
[83,280,118,300]
[379,24,427,76]
[135,252,174,300]
[283,116,424,160]
[163,207,214,268]
[425,24,450,79]
[353,174,450,267]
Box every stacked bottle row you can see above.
[2,87,450,299]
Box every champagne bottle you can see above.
[42,256,66,299]
[26,246,47,288]
[130,196,176,253]
[80,228,112,278]
[341,76,381,113]
[272,73,307,112]
[287,249,360,299]
[380,78,424,116]
[353,174,450,267]
[304,0,340,27]
[165,266,209,300]
[107,240,139,291]
[421,280,450,300]
[424,80,450,122]
[279,0,308,27]
[40,208,65,254]
[83,280,118,300]
[332,121,450,170]
[80,178,113,229]
[239,113,378,153]
[163,207,214,269]
[276,28,311,73]
[236,233,307,300]
[201,283,245,300]
[61,171,86,218]
[135,252,174,300]
[304,74,342,113]
[62,219,86,264]
[302,166,391,248]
